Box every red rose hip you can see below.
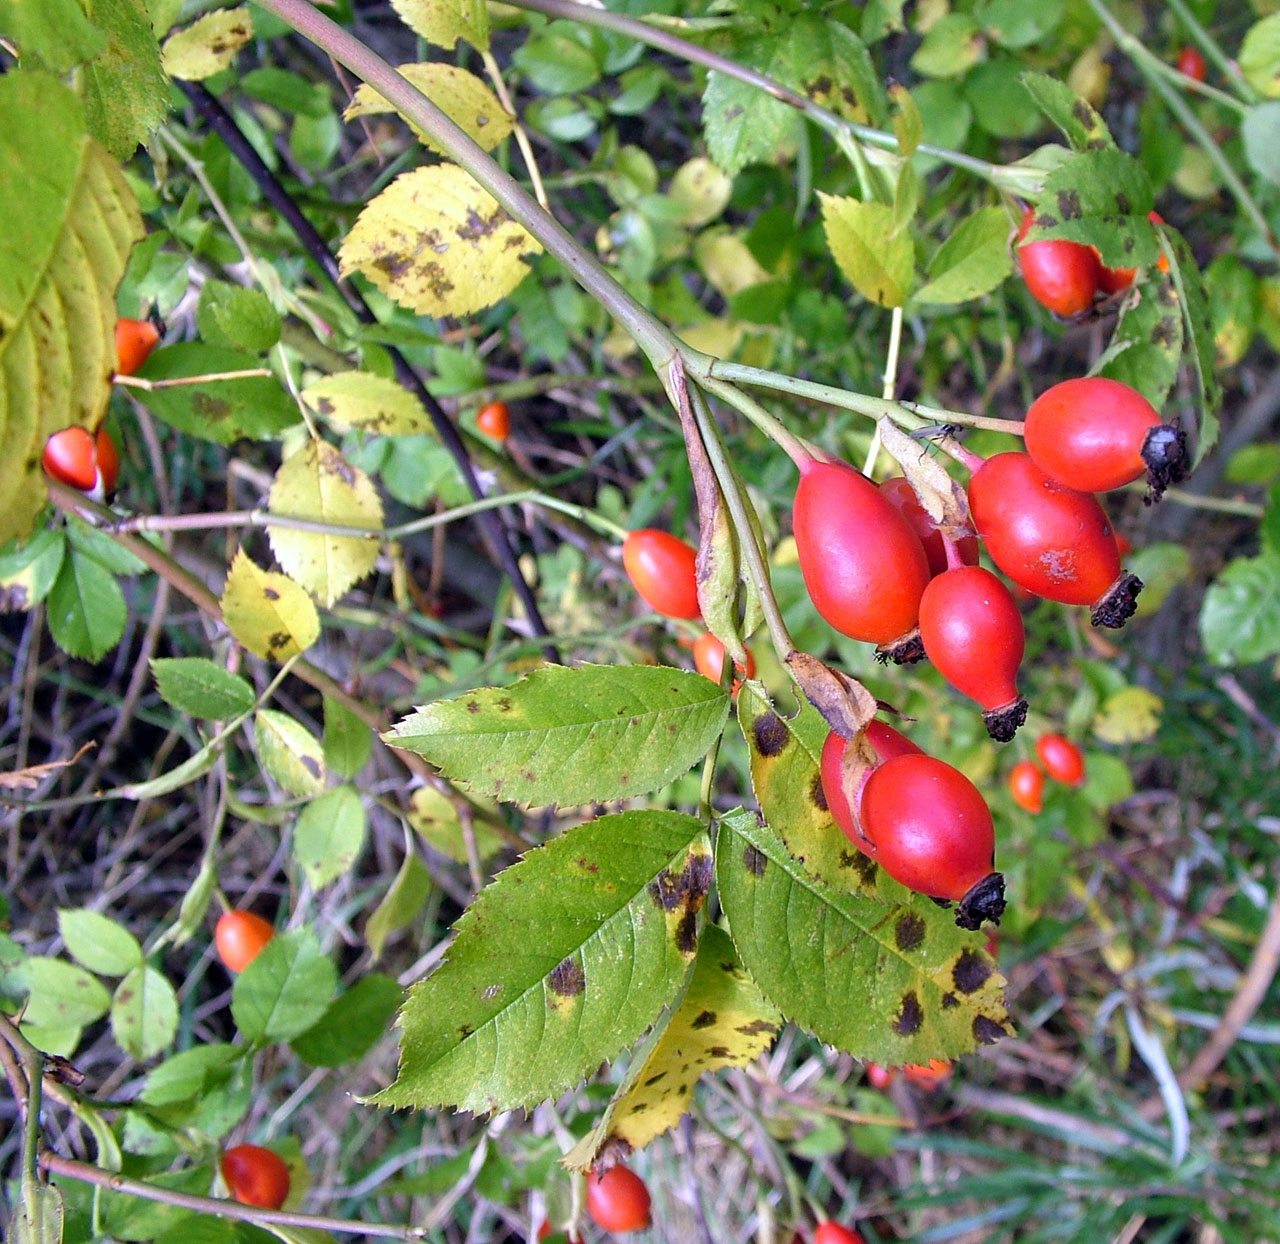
[879,476,980,578]
[1036,733,1086,786]
[622,529,700,619]
[1015,208,1100,317]
[586,1165,651,1232]
[1008,760,1045,813]
[221,1144,291,1209]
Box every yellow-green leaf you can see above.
[302,370,430,437]
[337,164,542,318]
[267,440,384,608]
[161,6,253,81]
[344,63,513,155]
[564,924,779,1169]
[254,708,327,797]
[0,72,142,546]
[221,549,319,661]
[1093,687,1162,744]
[668,157,733,228]
[408,786,506,864]
[695,230,771,299]
[390,0,489,51]
[819,193,914,307]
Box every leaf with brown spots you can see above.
[1021,71,1115,152]
[303,371,431,438]
[161,6,253,81]
[716,810,1011,1065]
[370,810,710,1114]
[390,0,489,51]
[253,708,327,798]
[563,925,780,1170]
[338,164,541,318]
[267,439,384,608]
[221,550,320,662]
[384,663,729,808]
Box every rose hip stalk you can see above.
[792,453,932,663]
[966,451,1143,628]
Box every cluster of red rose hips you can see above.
[1007,733,1086,815]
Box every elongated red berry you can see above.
[1036,733,1086,786]
[42,428,98,492]
[1008,760,1045,813]
[1024,377,1186,498]
[1177,45,1206,82]
[879,477,980,578]
[820,723,923,852]
[692,631,755,686]
[221,1144,291,1209]
[115,318,160,377]
[919,566,1028,741]
[967,452,1142,627]
[1016,208,1100,317]
[861,753,1004,928]
[622,529,700,619]
[793,457,931,662]
[586,1166,651,1233]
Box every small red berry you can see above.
[814,1223,867,1244]
[1177,45,1207,82]
[692,631,756,685]
[476,400,510,441]
[215,910,275,973]
[586,1166,651,1233]
[1023,377,1186,498]
[1015,207,1100,317]
[918,565,1028,741]
[793,456,931,662]
[820,724,924,853]
[878,476,980,578]
[221,1144,291,1209]
[1036,733,1086,786]
[902,1058,953,1090]
[1008,760,1045,813]
[115,317,160,377]
[622,529,700,620]
[860,753,1004,928]
[42,427,99,492]
[94,427,120,495]
[967,452,1142,627]
[865,1062,896,1091]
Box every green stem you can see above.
[502,0,1008,186]
[1083,0,1279,262]
[708,359,1026,436]
[252,0,683,369]
[699,376,815,468]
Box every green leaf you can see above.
[112,965,179,1059]
[372,810,711,1113]
[0,529,65,613]
[1126,542,1192,617]
[383,664,730,807]
[66,515,148,576]
[47,548,126,661]
[196,280,282,353]
[1227,444,1280,487]
[21,956,112,1029]
[132,344,301,443]
[141,1042,240,1106]
[785,15,886,126]
[1166,229,1222,460]
[910,13,983,78]
[254,708,327,798]
[408,786,506,864]
[302,370,430,437]
[914,206,1014,305]
[231,928,338,1044]
[1243,102,1280,186]
[716,810,1011,1063]
[965,56,1042,140]
[819,195,913,307]
[80,0,170,160]
[511,23,602,94]
[323,695,372,779]
[10,1182,64,1244]
[366,850,430,961]
[1021,70,1114,151]
[703,49,800,176]
[151,658,256,721]
[1239,13,1280,99]
[1029,152,1157,268]
[58,909,143,976]
[0,71,141,545]
[291,973,403,1067]
[978,0,1063,48]
[0,0,105,69]
[1200,552,1280,666]
[293,786,366,890]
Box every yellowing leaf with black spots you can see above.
[738,687,879,896]
[267,440,383,608]
[338,165,541,318]
[302,371,430,438]
[390,0,489,51]
[254,708,327,798]
[161,6,253,81]
[563,924,780,1169]
[819,194,914,307]
[371,810,710,1114]
[384,664,730,808]
[344,63,514,156]
[0,72,141,547]
[716,810,1011,1065]
[221,550,319,661]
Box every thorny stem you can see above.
[1083,0,1279,262]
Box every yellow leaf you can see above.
[390,0,489,51]
[819,193,914,307]
[161,6,253,81]
[1093,687,1163,745]
[694,230,771,299]
[302,371,430,437]
[221,549,319,661]
[678,318,744,358]
[337,165,542,317]
[344,63,514,156]
[267,440,384,608]
[408,787,505,863]
[668,157,732,228]
[254,708,326,797]
[563,925,780,1169]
